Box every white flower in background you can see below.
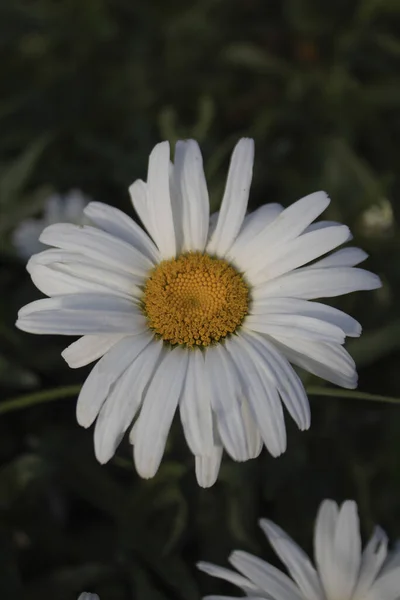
[198,499,400,600]
[77,594,99,600]
[13,190,89,258]
[16,139,381,487]
[359,198,394,238]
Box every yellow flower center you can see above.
[143,252,249,347]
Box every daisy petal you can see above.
[173,140,209,252]
[195,447,223,488]
[76,332,152,428]
[204,597,265,600]
[180,350,214,456]
[311,247,369,269]
[229,550,303,600]
[364,568,400,600]
[62,334,125,368]
[84,201,160,263]
[134,347,188,478]
[227,203,283,263]
[245,314,346,344]
[253,267,381,301]
[241,331,310,431]
[259,519,323,600]
[129,179,156,240]
[146,141,176,258]
[250,297,361,337]
[272,337,357,388]
[197,561,263,595]
[28,253,141,299]
[331,500,362,600]
[381,546,400,575]
[204,345,251,462]
[262,191,330,246]
[94,339,163,464]
[207,139,254,257]
[248,224,350,284]
[353,526,388,598]
[225,336,287,457]
[233,191,330,269]
[40,223,153,278]
[240,398,263,459]
[16,294,147,335]
[304,219,348,234]
[314,499,339,596]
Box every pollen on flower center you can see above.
[143,252,249,347]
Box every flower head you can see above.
[77,594,99,600]
[16,139,381,486]
[13,189,89,258]
[198,499,400,600]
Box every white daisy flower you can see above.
[16,139,381,487]
[13,189,89,258]
[198,498,400,600]
[77,594,99,600]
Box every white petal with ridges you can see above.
[229,551,303,600]
[84,201,160,263]
[353,527,388,599]
[204,597,265,600]
[245,314,346,344]
[129,179,157,241]
[40,223,153,278]
[253,267,381,301]
[240,398,263,459]
[225,336,286,457]
[233,191,330,269]
[94,339,163,464]
[241,330,310,431]
[197,562,262,595]
[62,334,125,368]
[364,568,400,600]
[250,298,361,337]
[207,139,254,257]
[16,294,147,336]
[134,347,188,478]
[146,141,176,258]
[272,336,357,388]
[314,499,339,597]
[173,140,209,252]
[247,224,350,284]
[204,345,250,462]
[28,258,141,300]
[179,350,214,456]
[311,247,368,268]
[195,447,223,489]
[259,519,323,600]
[227,203,283,264]
[76,332,152,427]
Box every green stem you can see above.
[0,385,81,415]
[307,386,400,405]
[1,384,399,417]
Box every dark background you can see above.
[1,0,400,598]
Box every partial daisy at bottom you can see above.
[16,138,381,487]
[198,499,400,600]
[77,594,99,600]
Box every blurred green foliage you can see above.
[1,0,400,598]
